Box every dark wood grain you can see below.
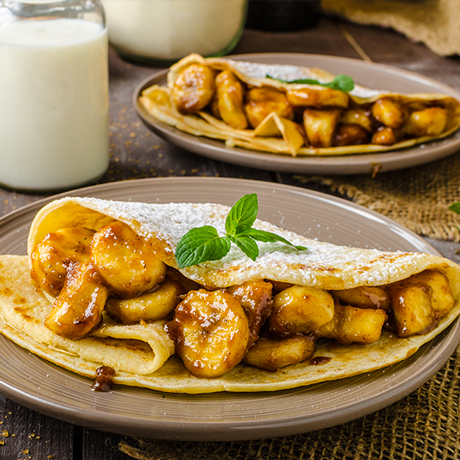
[0,395,73,459]
[0,15,459,460]
[233,18,359,58]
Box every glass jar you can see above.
[0,0,109,192]
[101,0,248,65]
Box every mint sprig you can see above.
[266,74,355,92]
[449,202,460,214]
[175,194,307,268]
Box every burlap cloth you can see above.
[119,343,460,459]
[296,151,460,243]
[321,0,460,56]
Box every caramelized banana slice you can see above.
[303,108,341,148]
[332,286,390,311]
[318,305,387,345]
[172,64,216,113]
[333,124,369,146]
[412,270,454,317]
[404,107,447,137]
[215,70,248,129]
[91,221,166,298]
[244,87,293,129]
[243,335,315,372]
[387,281,436,337]
[286,87,349,109]
[387,269,454,337]
[30,227,95,297]
[165,289,249,378]
[340,108,373,132]
[268,285,335,335]
[371,126,398,145]
[371,98,407,129]
[227,280,273,346]
[45,262,108,340]
[106,279,183,325]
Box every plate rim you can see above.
[0,176,458,441]
[133,52,460,175]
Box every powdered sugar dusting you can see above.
[76,198,229,245]
[228,60,326,83]
[61,197,438,291]
[226,58,383,99]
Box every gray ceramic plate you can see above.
[0,177,458,441]
[134,53,460,175]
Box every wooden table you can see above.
[1,16,459,459]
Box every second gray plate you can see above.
[134,53,460,175]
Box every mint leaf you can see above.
[231,235,259,261]
[326,75,354,92]
[175,194,309,268]
[449,202,460,214]
[244,228,307,250]
[266,74,354,93]
[175,226,231,268]
[225,193,258,236]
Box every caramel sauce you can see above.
[91,366,115,392]
[310,356,331,366]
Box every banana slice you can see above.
[332,286,390,311]
[387,269,454,337]
[243,335,316,372]
[30,227,95,297]
[91,221,166,299]
[371,97,407,129]
[106,278,183,325]
[165,289,249,378]
[245,87,293,129]
[372,126,399,145]
[318,304,387,344]
[45,262,108,340]
[269,285,335,335]
[303,108,341,148]
[227,280,273,347]
[215,70,248,129]
[333,124,369,146]
[172,63,216,113]
[404,107,447,137]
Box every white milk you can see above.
[102,0,246,61]
[0,18,109,191]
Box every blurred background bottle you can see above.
[101,0,248,65]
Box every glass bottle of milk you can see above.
[0,0,109,192]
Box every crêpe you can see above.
[139,53,460,157]
[0,197,458,393]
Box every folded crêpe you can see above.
[0,196,459,393]
[139,53,460,156]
